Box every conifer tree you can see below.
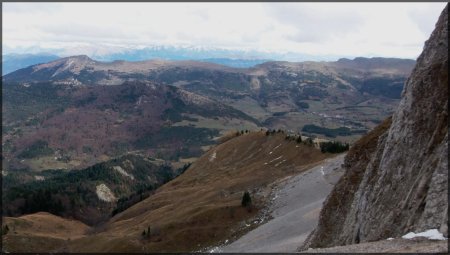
[241,191,252,208]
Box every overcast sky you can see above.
[2,2,447,59]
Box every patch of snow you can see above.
[209,151,217,162]
[269,151,273,154]
[402,229,447,240]
[274,159,287,167]
[268,156,283,164]
[208,247,220,253]
[96,183,117,202]
[387,237,394,240]
[137,96,143,105]
[273,144,282,151]
[320,166,325,176]
[112,166,135,180]
[34,175,45,181]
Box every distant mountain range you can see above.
[2,53,270,74]
[2,44,347,74]
[2,55,415,174]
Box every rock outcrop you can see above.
[303,4,448,249]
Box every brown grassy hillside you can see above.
[2,212,90,253]
[56,131,332,252]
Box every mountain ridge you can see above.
[3,55,415,85]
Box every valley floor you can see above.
[216,154,345,252]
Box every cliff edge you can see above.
[304,4,448,249]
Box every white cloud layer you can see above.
[2,2,447,59]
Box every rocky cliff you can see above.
[304,4,448,249]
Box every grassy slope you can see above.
[2,212,90,253]
[63,131,332,252]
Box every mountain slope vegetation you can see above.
[2,56,414,140]
[2,81,258,172]
[3,154,178,225]
[64,131,331,252]
[3,131,335,252]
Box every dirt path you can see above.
[218,154,345,252]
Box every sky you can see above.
[2,2,447,60]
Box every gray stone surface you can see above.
[306,5,448,249]
[218,155,345,252]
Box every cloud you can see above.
[407,4,447,36]
[2,3,63,13]
[2,2,447,59]
[265,3,364,43]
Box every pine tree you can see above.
[241,191,252,208]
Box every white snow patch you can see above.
[113,166,135,180]
[269,151,273,154]
[320,166,325,176]
[96,183,117,202]
[209,151,217,162]
[273,144,282,151]
[274,159,287,167]
[268,156,283,164]
[402,229,447,240]
[208,247,220,253]
[34,175,45,181]
[387,237,394,240]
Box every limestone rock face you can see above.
[305,5,448,249]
